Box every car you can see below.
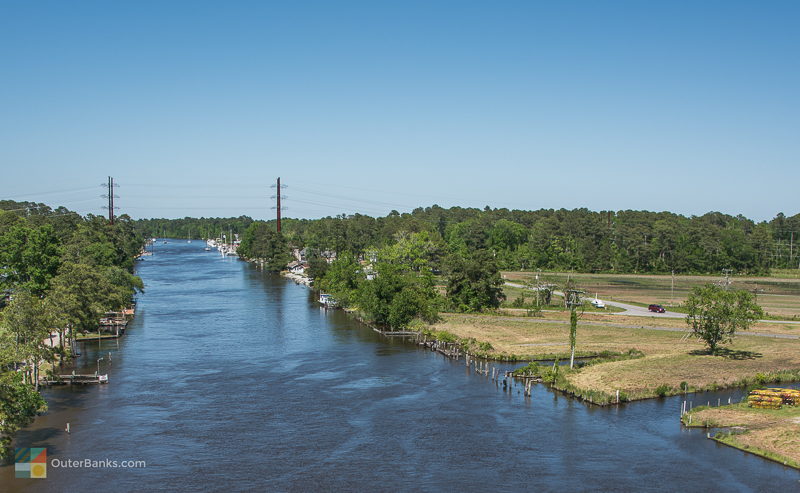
[591,298,605,309]
[648,304,665,313]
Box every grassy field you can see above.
[425,311,800,402]
[502,271,800,319]
[500,284,625,313]
[683,402,800,469]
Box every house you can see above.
[321,250,337,264]
[287,261,307,275]
[292,248,308,262]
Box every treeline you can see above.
[0,200,145,459]
[135,216,254,241]
[137,206,800,275]
[249,207,799,275]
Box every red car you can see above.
[648,304,665,313]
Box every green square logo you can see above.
[15,448,47,479]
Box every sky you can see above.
[1,1,798,221]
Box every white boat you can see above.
[319,293,338,307]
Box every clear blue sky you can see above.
[1,1,797,221]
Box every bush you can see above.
[655,384,671,397]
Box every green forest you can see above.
[144,206,799,334]
[0,200,144,459]
[137,206,800,275]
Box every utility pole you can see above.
[270,178,287,233]
[671,270,675,306]
[722,268,732,290]
[102,176,119,225]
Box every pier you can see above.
[46,374,109,385]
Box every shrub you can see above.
[655,384,671,397]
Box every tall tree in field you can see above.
[685,284,763,354]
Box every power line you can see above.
[1,186,98,199]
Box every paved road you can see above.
[504,281,800,324]
[505,281,682,318]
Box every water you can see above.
[2,242,798,491]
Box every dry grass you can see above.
[486,309,798,337]
[502,271,800,318]
[688,404,800,467]
[427,312,800,399]
[568,337,800,395]
[431,313,698,359]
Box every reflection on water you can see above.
[2,242,798,491]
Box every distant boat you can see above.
[204,247,211,251]
[319,293,338,307]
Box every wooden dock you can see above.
[373,328,419,337]
[46,374,109,385]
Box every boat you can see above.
[319,293,338,307]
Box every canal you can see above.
[2,241,799,491]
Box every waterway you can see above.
[2,241,799,491]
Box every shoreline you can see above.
[682,402,800,470]
[270,261,800,407]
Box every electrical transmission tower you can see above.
[101,176,119,224]
[270,177,287,233]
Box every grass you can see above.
[682,402,800,469]
[500,285,624,313]
[422,311,800,403]
[75,332,120,340]
[502,271,800,319]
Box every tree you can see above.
[238,222,291,271]
[445,249,505,312]
[0,293,55,391]
[48,262,117,333]
[564,289,584,368]
[0,368,47,462]
[357,263,438,329]
[317,254,362,307]
[685,284,764,354]
[0,225,62,296]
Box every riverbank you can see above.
[682,402,800,469]
[422,312,800,404]
[256,257,800,406]
[282,271,312,286]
